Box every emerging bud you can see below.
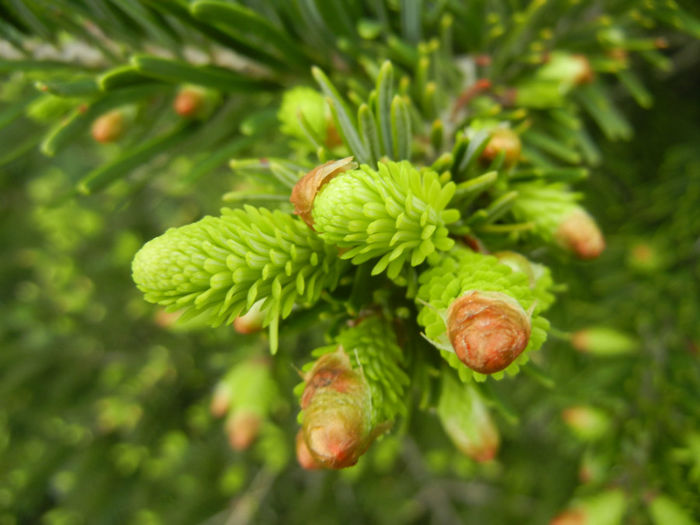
[550,510,586,525]
[295,429,321,470]
[210,382,232,418]
[174,87,204,117]
[226,411,262,451]
[233,300,265,334]
[555,209,605,259]
[562,405,611,441]
[290,157,356,228]
[539,52,595,86]
[91,109,125,143]
[551,490,626,525]
[447,291,531,374]
[300,347,372,469]
[437,375,500,462]
[480,128,522,168]
[173,85,218,119]
[571,327,636,356]
[154,308,182,328]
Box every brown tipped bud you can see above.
[571,54,594,85]
[447,291,531,374]
[233,300,265,334]
[555,209,605,259]
[300,349,355,409]
[437,376,500,462]
[226,411,261,451]
[174,87,204,118]
[91,110,124,143]
[480,128,522,168]
[154,309,182,328]
[290,157,356,228]
[210,383,232,418]
[550,510,586,525]
[295,429,321,470]
[300,347,372,469]
[562,406,610,441]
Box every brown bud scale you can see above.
[447,291,531,374]
[290,157,356,228]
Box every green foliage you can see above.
[0,0,699,523]
[132,206,346,352]
[312,161,459,278]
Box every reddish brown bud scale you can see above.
[226,411,261,451]
[550,509,586,525]
[174,88,203,118]
[304,397,368,468]
[447,291,531,374]
[295,429,321,470]
[480,128,522,168]
[91,110,124,143]
[290,157,356,228]
[556,209,605,260]
[299,347,372,469]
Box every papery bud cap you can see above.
[295,429,321,470]
[290,157,356,228]
[303,388,370,469]
[447,291,531,374]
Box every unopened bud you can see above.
[290,157,356,228]
[154,308,182,328]
[437,376,500,462]
[233,300,265,334]
[551,490,626,525]
[539,52,595,87]
[173,85,217,119]
[562,405,610,441]
[571,327,636,356]
[92,109,125,143]
[447,291,531,374]
[226,411,261,451]
[555,209,605,259]
[174,87,203,117]
[295,429,321,470]
[480,128,522,168]
[627,241,665,273]
[550,510,585,525]
[210,383,232,418]
[300,347,372,468]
